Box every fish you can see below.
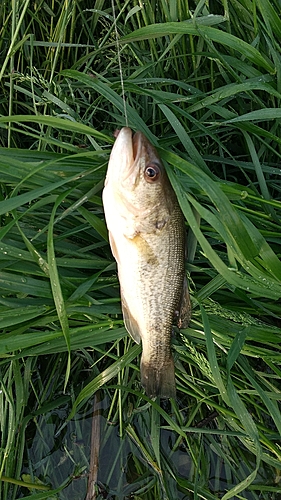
[102,127,191,398]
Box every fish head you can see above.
[104,127,175,222]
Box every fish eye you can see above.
[144,162,160,182]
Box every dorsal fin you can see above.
[177,276,191,329]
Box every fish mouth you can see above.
[108,128,135,184]
[113,128,146,163]
[113,128,142,160]
[132,130,143,163]
[110,127,159,187]
[132,130,159,166]
[111,128,144,185]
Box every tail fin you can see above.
[140,356,176,399]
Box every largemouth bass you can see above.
[102,127,190,398]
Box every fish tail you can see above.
[140,356,176,399]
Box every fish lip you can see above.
[112,128,143,186]
[132,130,143,162]
[108,127,134,181]
[113,128,139,160]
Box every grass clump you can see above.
[0,0,281,499]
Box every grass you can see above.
[0,0,281,498]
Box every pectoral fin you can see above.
[177,276,191,329]
[121,292,141,344]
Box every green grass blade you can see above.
[47,192,71,391]
[122,22,274,72]
[200,304,229,405]
[69,344,141,418]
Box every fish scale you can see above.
[103,127,191,398]
[138,204,186,397]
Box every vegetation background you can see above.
[0,0,281,499]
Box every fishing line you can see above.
[111,0,128,127]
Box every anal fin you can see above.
[121,291,141,344]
